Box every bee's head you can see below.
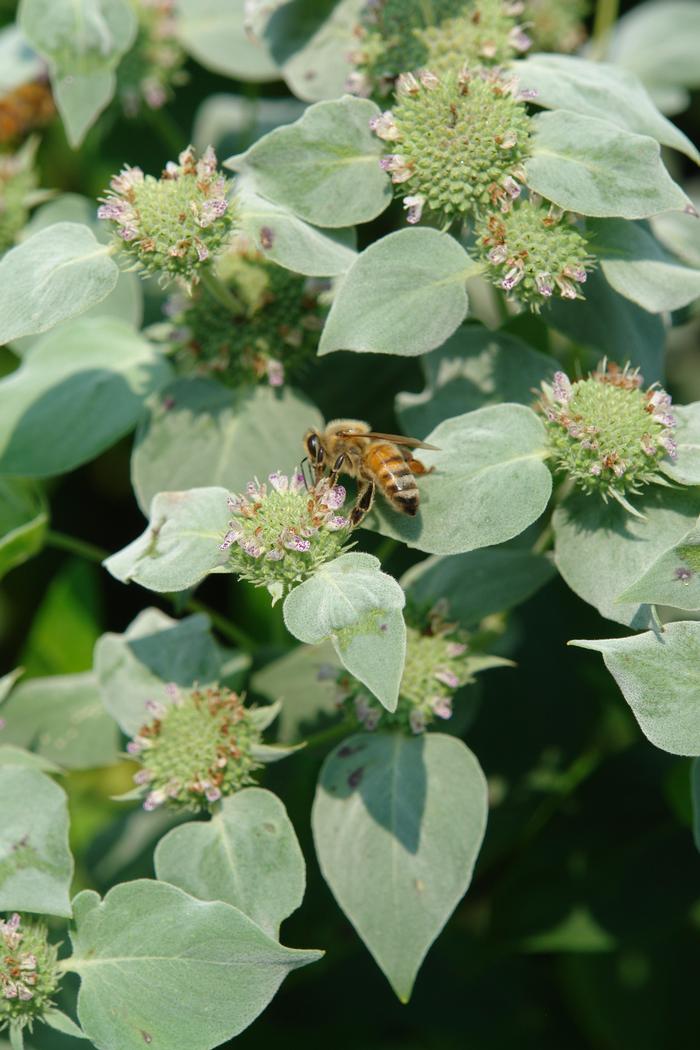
[303,428,324,468]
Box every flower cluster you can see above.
[476,195,594,309]
[127,685,263,812]
[349,0,529,97]
[370,67,532,226]
[166,248,324,387]
[98,145,234,282]
[335,610,477,735]
[0,81,54,148]
[117,0,187,116]
[0,914,60,1034]
[0,146,40,254]
[220,472,352,599]
[528,0,590,53]
[539,362,678,506]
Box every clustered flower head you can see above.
[527,0,590,53]
[0,914,60,1035]
[418,1,532,78]
[370,67,532,226]
[220,472,352,600]
[97,145,234,283]
[476,195,594,309]
[539,361,678,507]
[117,0,187,116]
[0,145,41,254]
[166,247,324,388]
[127,684,263,812]
[333,607,476,735]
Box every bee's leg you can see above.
[326,452,348,489]
[350,481,375,527]
[404,455,434,476]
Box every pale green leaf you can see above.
[0,746,62,773]
[67,880,321,1050]
[553,487,700,628]
[235,176,357,276]
[650,181,700,269]
[175,0,279,81]
[131,380,322,516]
[155,788,305,937]
[264,0,365,103]
[0,223,119,345]
[0,671,119,770]
[43,1008,88,1039]
[226,96,391,228]
[518,53,700,164]
[52,69,116,148]
[396,324,555,436]
[401,547,555,626]
[251,640,341,742]
[0,670,23,706]
[0,25,45,93]
[616,518,700,610]
[367,404,552,555]
[590,219,700,313]
[193,95,306,156]
[312,732,487,1001]
[661,402,700,485]
[94,607,244,735]
[527,111,690,219]
[0,317,172,477]
[0,766,73,917]
[283,552,406,712]
[571,621,700,756]
[104,487,230,594]
[319,229,477,357]
[0,480,47,580]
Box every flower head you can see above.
[98,145,235,282]
[527,0,590,53]
[417,1,531,77]
[371,67,532,225]
[166,245,325,387]
[221,473,353,599]
[116,0,187,117]
[127,685,267,813]
[476,196,594,310]
[539,361,678,506]
[0,145,41,254]
[0,914,61,1034]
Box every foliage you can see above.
[0,1,699,1047]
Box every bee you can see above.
[303,419,438,526]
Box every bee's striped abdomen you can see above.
[365,443,419,516]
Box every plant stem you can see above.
[45,530,256,652]
[419,0,435,25]
[591,0,620,59]
[199,267,245,314]
[144,105,185,156]
[302,720,352,752]
[374,536,399,565]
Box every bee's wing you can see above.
[338,430,440,451]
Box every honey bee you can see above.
[303,419,438,526]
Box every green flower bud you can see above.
[528,0,590,54]
[0,914,61,1034]
[539,362,678,507]
[117,0,187,117]
[166,247,324,387]
[476,196,594,309]
[371,67,532,225]
[98,145,235,283]
[0,146,39,254]
[128,685,264,812]
[220,473,353,601]
[337,610,476,735]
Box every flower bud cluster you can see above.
[117,0,187,116]
[419,2,532,78]
[476,196,594,309]
[220,472,352,598]
[98,145,234,282]
[539,362,678,504]
[0,914,60,1033]
[166,249,324,388]
[370,67,532,225]
[0,147,39,254]
[334,609,475,735]
[528,0,590,53]
[127,685,263,812]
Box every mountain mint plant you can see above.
[1,1,700,1047]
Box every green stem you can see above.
[532,521,554,555]
[144,105,185,157]
[199,267,245,315]
[590,0,620,59]
[45,530,256,653]
[418,0,435,25]
[374,536,399,565]
[302,720,352,752]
